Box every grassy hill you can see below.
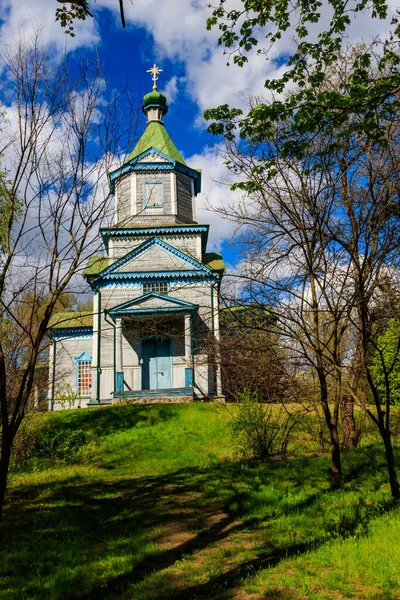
[1,403,400,599]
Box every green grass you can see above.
[1,403,400,599]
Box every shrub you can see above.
[12,419,87,466]
[54,381,79,410]
[370,318,400,405]
[38,428,87,463]
[12,415,47,466]
[232,390,303,459]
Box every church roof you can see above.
[204,252,226,274]
[125,121,186,165]
[84,256,109,276]
[49,311,93,329]
[83,249,225,278]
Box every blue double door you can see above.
[142,338,172,390]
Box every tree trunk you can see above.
[314,404,325,453]
[329,419,342,480]
[380,426,400,500]
[341,395,359,449]
[0,437,12,525]
[318,371,341,479]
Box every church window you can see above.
[143,181,164,214]
[143,282,169,295]
[75,353,92,396]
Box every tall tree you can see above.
[0,31,134,522]
[212,47,400,497]
[217,131,348,478]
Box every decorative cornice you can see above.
[93,270,219,289]
[95,277,213,288]
[49,327,93,339]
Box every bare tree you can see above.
[219,305,287,403]
[219,139,350,479]
[0,30,136,522]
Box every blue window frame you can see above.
[143,181,164,214]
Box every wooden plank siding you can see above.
[110,234,202,261]
[177,173,193,222]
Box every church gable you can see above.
[132,147,175,165]
[115,243,191,273]
[102,237,211,277]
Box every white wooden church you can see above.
[48,67,225,409]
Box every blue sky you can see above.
[0,0,395,268]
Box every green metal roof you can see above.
[143,89,167,109]
[125,121,186,165]
[83,256,109,277]
[49,311,93,329]
[204,252,226,273]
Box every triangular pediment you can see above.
[134,147,174,164]
[101,237,211,277]
[109,293,197,317]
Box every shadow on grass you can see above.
[1,447,398,600]
[41,403,181,437]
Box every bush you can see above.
[12,416,47,466]
[370,319,400,406]
[232,390,302,459]
[54,381,79,410]
[12,419,87,466]
[38,428,86,463]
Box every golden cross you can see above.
[147,63,163,89]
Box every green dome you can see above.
[143,89,168,113]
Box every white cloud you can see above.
[185,144,243,251]
[159,76,179,105]
[0,0,100,53]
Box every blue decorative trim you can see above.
[112,306,196,317]
[101,225,208,237]
[108,147,201,194]
[49,327,93,339]
[74,352,93,362]
[135,147,174,163]
[142,181,164,214]
[94,272,219,289]
[142,103,168,114]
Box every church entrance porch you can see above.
[111,311,194,404]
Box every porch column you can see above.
[115,317,124,392]
[184,314,193,387]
